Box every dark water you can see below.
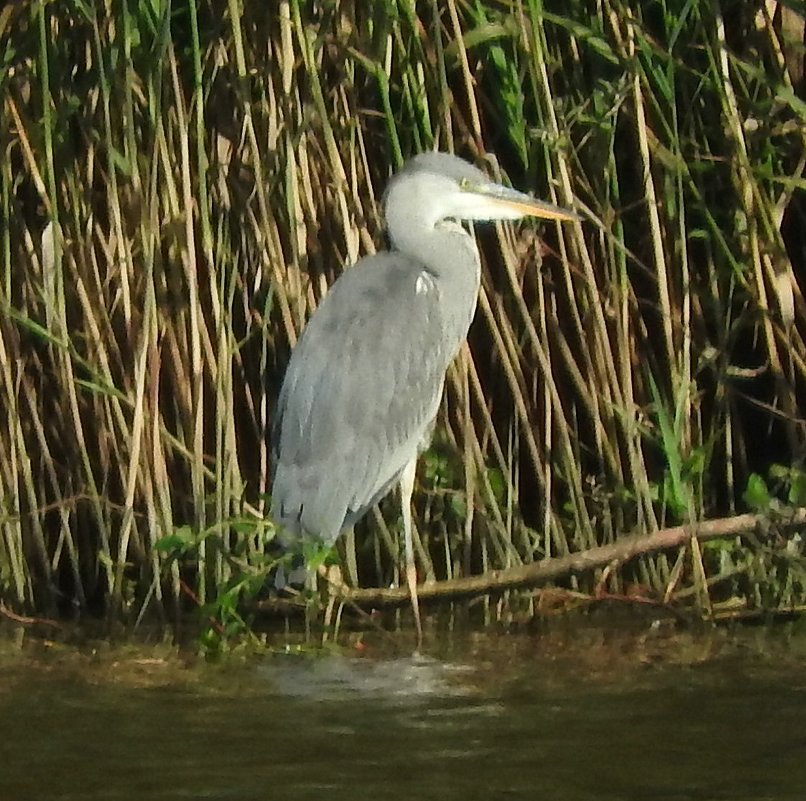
[2,625,805,801]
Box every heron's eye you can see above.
[458,178,470,191]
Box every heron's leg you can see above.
[400,456,423,649]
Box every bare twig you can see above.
[0,602,62,629]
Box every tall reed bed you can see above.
[1,0,804,626]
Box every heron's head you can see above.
[382,152,578,234]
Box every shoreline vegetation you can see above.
[2,1,805,646]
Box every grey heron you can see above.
[270,151,577,645]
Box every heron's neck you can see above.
[388,210,479,283]
[388,211,482,358]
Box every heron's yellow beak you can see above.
[494,195,579,222]
[459,180,579,223]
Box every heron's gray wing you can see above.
[271,253,452,547]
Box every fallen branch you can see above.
[331,508,806,609]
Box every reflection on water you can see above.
[2,625,806,801]
[265,652,476,700]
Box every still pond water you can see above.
[1,620,805,801]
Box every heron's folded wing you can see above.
[271,254,451,543]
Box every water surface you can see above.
[2,622,804,800]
